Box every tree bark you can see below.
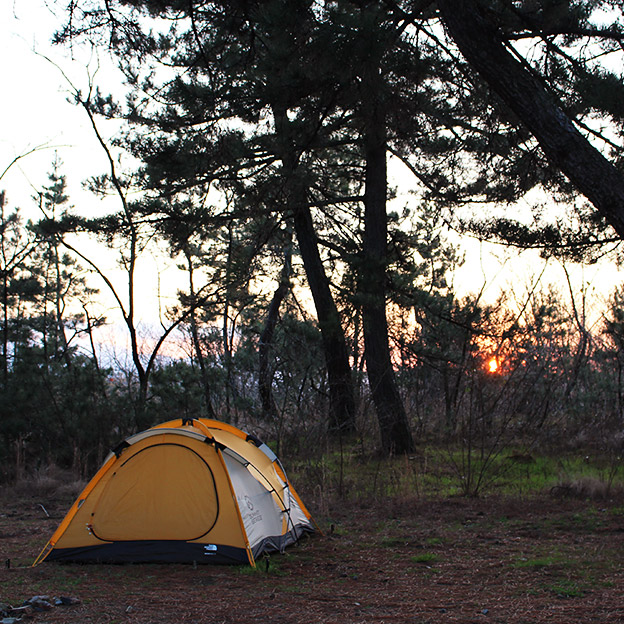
[272,105,356,433]
[292,204,357,432]
[53,242,72,367]
[437,0,624,238]
[185,249,217,420]
[361,67,415,456]
[258,242,292,419]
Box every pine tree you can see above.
[57,0,359,433]
[0,193,39,384]
[54,0,624,454]
[437,0,624,239]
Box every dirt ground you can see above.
[1,490,623,624]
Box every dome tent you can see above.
[34,418,317,566]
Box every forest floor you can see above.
[1,481,624,624]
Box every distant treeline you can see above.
[4,0,624,478]
[2,178,624,480]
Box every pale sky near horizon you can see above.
[4,1,86,200]
[2,0,623,348]
[1,0,186,359]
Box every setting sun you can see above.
[488,358,498,374]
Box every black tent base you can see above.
[45,541,249,565]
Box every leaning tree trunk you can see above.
[437,0,624,238]
[292,203,357,433]
[185,248,217,420]
[272,104,356,433]
[258,241,292,419]
[360,66,415,456]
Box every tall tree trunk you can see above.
[53,242,72,367]
[258,241,292,419]
[0,191,6,385]
[437,0,624,238]
[1,269,8,385]
[361,67,415,456]
[185,249,217,419]
[291,205,356,432]
[222,222,235,420]
[272,105,356,433]
[83,303,108,398]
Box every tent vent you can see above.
[182,418,195,426]
[246,434,263,447]
[112,441,130,457]
[204,436,225,451]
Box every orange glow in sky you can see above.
[488,358,498,374]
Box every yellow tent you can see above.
[34,418,317,566]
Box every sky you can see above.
[2,1,109,208]
[2,0,623,349]
[1,0,186,356]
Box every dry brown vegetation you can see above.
[2,468,624,624]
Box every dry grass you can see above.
[6,467,86,506]
[550,476,623,500]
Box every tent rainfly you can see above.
[34,418,318,566]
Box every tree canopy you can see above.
[2,0,624,464]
